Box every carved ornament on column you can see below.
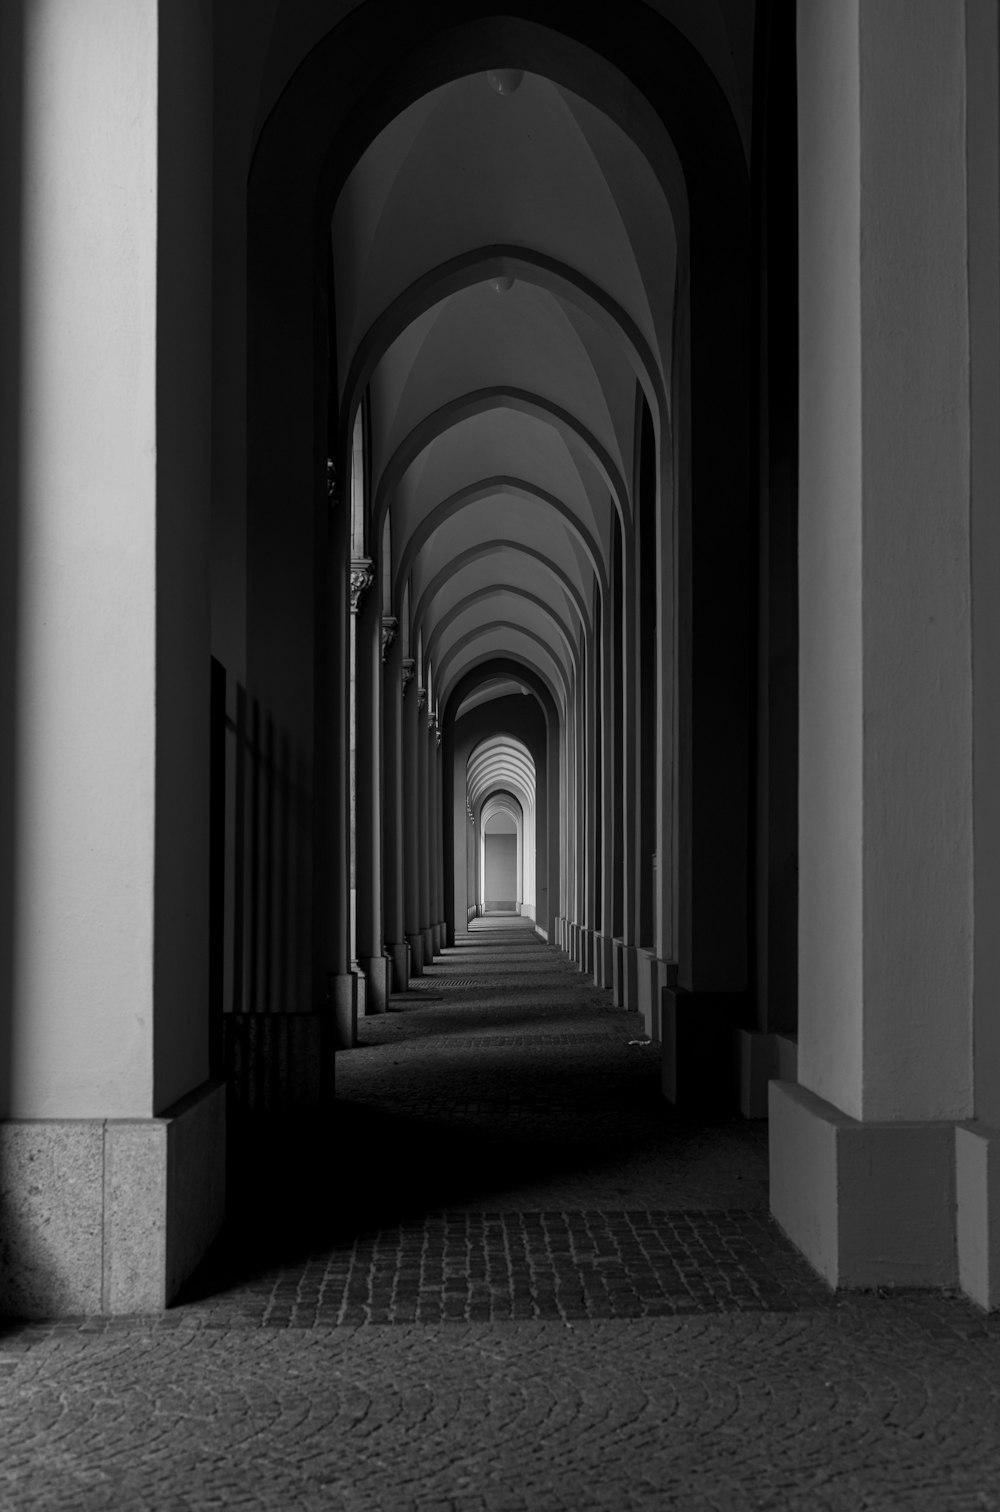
[381,616,398,663]
[349,557,374,614]
[417,686,427,711]
[402,658,416,696]
[427,708,438,735]
[436,728,442,748]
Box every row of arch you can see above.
[228,0,770,1101]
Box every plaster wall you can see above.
[0,0,25,1122]
[11,0,161,1117]
[966,0,1000,1130]
[485,834,518,907]
[798,0,974,1122]
[857,0,972,1123]
[796,0,864,1117]
[154,0,214,1112]
[208,0,282,682]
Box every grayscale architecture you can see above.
[1,0,998,1330]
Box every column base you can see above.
[637,951,673,1041]
[735,1029,798,1118]
[330,972,357,1049]
[364,954,391,1015]
[592,933,614,990]
[387,940,410,993]
[422,926,435,965]
[770,1081,957,1290]
[618,944,640,1013]
[956,1121,1000,1311]
[0,1080,225,1318]
[406,931,425,975]
[611,938,625,1006]
[660,987,740,1110]
[431,923,443,956]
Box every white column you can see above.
[1,0,223,1316]
[773,0,974,1292]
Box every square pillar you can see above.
[776,0,977,1294]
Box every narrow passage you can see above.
[191,921,827,1324]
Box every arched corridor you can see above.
[4,0,1000,1502]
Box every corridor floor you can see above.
[2,922,1000,1511]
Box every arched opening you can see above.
[481,802,521,914]
[466,734,537,921]
[235,0,750,1160]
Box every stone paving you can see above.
[2,921,1000,1510]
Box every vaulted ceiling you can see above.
[332,66,678,725]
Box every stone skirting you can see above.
[956,1121,1000,1311]
[406,931,425,975]
[636,950,671,1041]
[769,1081,957,1292]
[364,954,391,1015]
[386,940,410,993]
[590,933,612,989]
[0,1080,225,1318]
[330,972,357,1048]
[614,943,639,1013]
[735,1029,798,1118]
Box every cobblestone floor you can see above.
[3,921,1000,1510]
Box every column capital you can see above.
[401,658,416,696]
[381,616,398,663]
[349,557,374,614]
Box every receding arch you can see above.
[339,244,669,461]
[412,540,592,637]
[438,623,574,713]
[394,476,608,606]
[248,0,753,1004]
[444,655,561,942]
[425,585,579,676]
[372,387,633,545]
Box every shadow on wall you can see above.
[0,0,24,1126]
[209,661,317,1121]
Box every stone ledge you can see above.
[956,1120,1000,1311]
[735,1029,798,1118]
[0,1079,225,1318]
[769,1080,956,1291]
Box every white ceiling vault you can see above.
[331,64,678,726]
